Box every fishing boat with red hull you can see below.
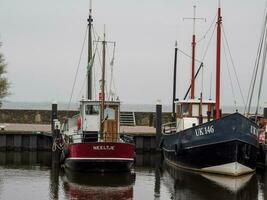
[65,139,135,172]
[161,5,259,176]
[61,2,135,172]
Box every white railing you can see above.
[162,122,176,134]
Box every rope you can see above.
[177,48,202,63]
[209,72,212,100]
[78,76,87,97]
[109,43,117,100]
[200,24,216,62]
[52,137,65,151]
[222,25,246,107]
[246,10,267,114]
[222,36,237,110]
[93,26,103,69]
[196,14,217,44]
[255,23,267,118]
[67,26,88,113]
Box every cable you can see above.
[222,35,237,110]
[177,48,202,63]
[196,13,217,44]
[222,25,246,107]
[209,72,212,100]
[201,23,216,62]
[78,76,87,97]
[67,26,88,113]
[255,23,267,119]
[246,10,267,114]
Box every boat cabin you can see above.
[175,99,215,132]
[64,99,120,143]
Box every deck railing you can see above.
[162,122,177,134]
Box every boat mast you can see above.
[87,0,93,99]
[183,6,205,99]
[100,27,106,137]
[215,4,222,119]
[172,41,178,122]
[191,6,196,99]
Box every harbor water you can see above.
[0,152,266,200]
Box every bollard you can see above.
[156,101,162,148]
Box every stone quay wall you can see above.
[0,109,172,126]
[0,109,79,124]
[134,112,172,126]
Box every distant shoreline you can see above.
[0,101,263,114]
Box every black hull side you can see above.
[162,113,259,176]
[65,159,134,172]
[164,140,258,175]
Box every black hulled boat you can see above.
[162,111,259,176]
[161,5,259,176]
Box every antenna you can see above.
[183,5,206,34]
[89,0,92,14]
[104,24,106,41]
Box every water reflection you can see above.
[0,151,51,168]
[63,170,136,200]
[0,152,266,200]
[49,161,61,200]
[163,162,259,200]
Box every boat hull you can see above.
[64,142,135,172]
[162,113,259,176]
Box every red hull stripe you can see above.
[66,157,134,161]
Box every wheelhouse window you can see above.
[176,104,182,118]
[85,105,99,115]
[192,104,199,117]
[182,104,189,116]
[104,107,115,120]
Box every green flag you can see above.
[87,51,96,74]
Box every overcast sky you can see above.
[0,0,267,108]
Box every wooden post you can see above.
[51,102,60,167]
[156,101,162,148]
[51,102,58,132]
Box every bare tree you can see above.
[0,42,9,106]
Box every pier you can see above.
[0,123,157,152]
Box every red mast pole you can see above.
[215,6,222,119]
[191,34,196,99]
[184,6,205,100]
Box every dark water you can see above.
[0,152,266,200]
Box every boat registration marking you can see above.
[250,126,258,136]
[195,125,214,137]
[93,145,115,151]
